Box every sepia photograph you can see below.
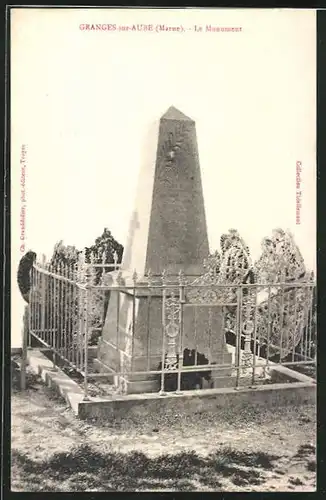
[10,7,316,492]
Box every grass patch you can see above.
[11,361,40,392]
[11,358,316,492]
[289,477,304,486]
[291,364,316,380]
[11,443,280,492]
[210,447,279,470]
[295,444,315,458]
[307,460,316,472]
[11,358,67,404]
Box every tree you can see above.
[44,229,124,352]
[210,228,315,363]
[253,229,313,360]
[84,227,124,285]
[254,229,306,283]
[219,229,253,285]
[50,241,79,268]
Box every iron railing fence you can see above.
[28,257,316,399]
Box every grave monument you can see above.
[96,106,232,393]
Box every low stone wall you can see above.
[26,349,316,422]
[78,381,316,421]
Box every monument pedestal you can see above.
[96,272,232,394]
[96,106,233,394]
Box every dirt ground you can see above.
[11,367,316,492]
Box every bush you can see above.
[17,251,37,302]
[45,229,124,350]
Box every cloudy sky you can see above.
[11,8,316,346]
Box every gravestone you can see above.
[96,106,232,393]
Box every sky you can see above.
[11,8,316,346]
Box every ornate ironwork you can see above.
[219,229,252,285]
[254,229,312,358]
[183,227,314,363]
[187,229,253,305]
[255,229,306,283]
[28,225,315,395]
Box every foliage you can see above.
[212,228,316,360]
[17,251,37,302]
[50,241,79,267]
[12,442,282,491]
[85,227,124,284]
[28,225,316,362]
[38,229,124,351]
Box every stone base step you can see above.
[91,357,236,394]
[123,378,159,394]
[90,358,115,382]
[211,376,237,389]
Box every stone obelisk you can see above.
[96,107,230,393]
[121,105,210,278]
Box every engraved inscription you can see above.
[159,122,191,167]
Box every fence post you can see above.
[113,250,118,271]
[20,305,29,391]
[77,250,86,373]
[83,262,92,401]
[240,285,254,380]
[52,262,58,371]
[131,269,138,375]
[40,254,46,339]
[27,263,34,350]
[159,269,167,396]
[235,286,242,388]
[21,265,34,390]
[176,270,185,393]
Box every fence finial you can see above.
[71,262,76,280]
[178,269,186,286]
[78,249,85,267]
[113,251,118,270]
[161,269,167,285]
[117,270,123,286]
[77,250,86,282]
[132,269,138,284]
[85,256,92,284]
[147,269,153,286]
[101,250,106,265]
[74,261,78,281]
[41,254,46,268]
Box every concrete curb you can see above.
[79,381,316,420]
[26,349,316,421]
[268,363,316,384]
[27,349,85,414]
[11,348,22,356]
